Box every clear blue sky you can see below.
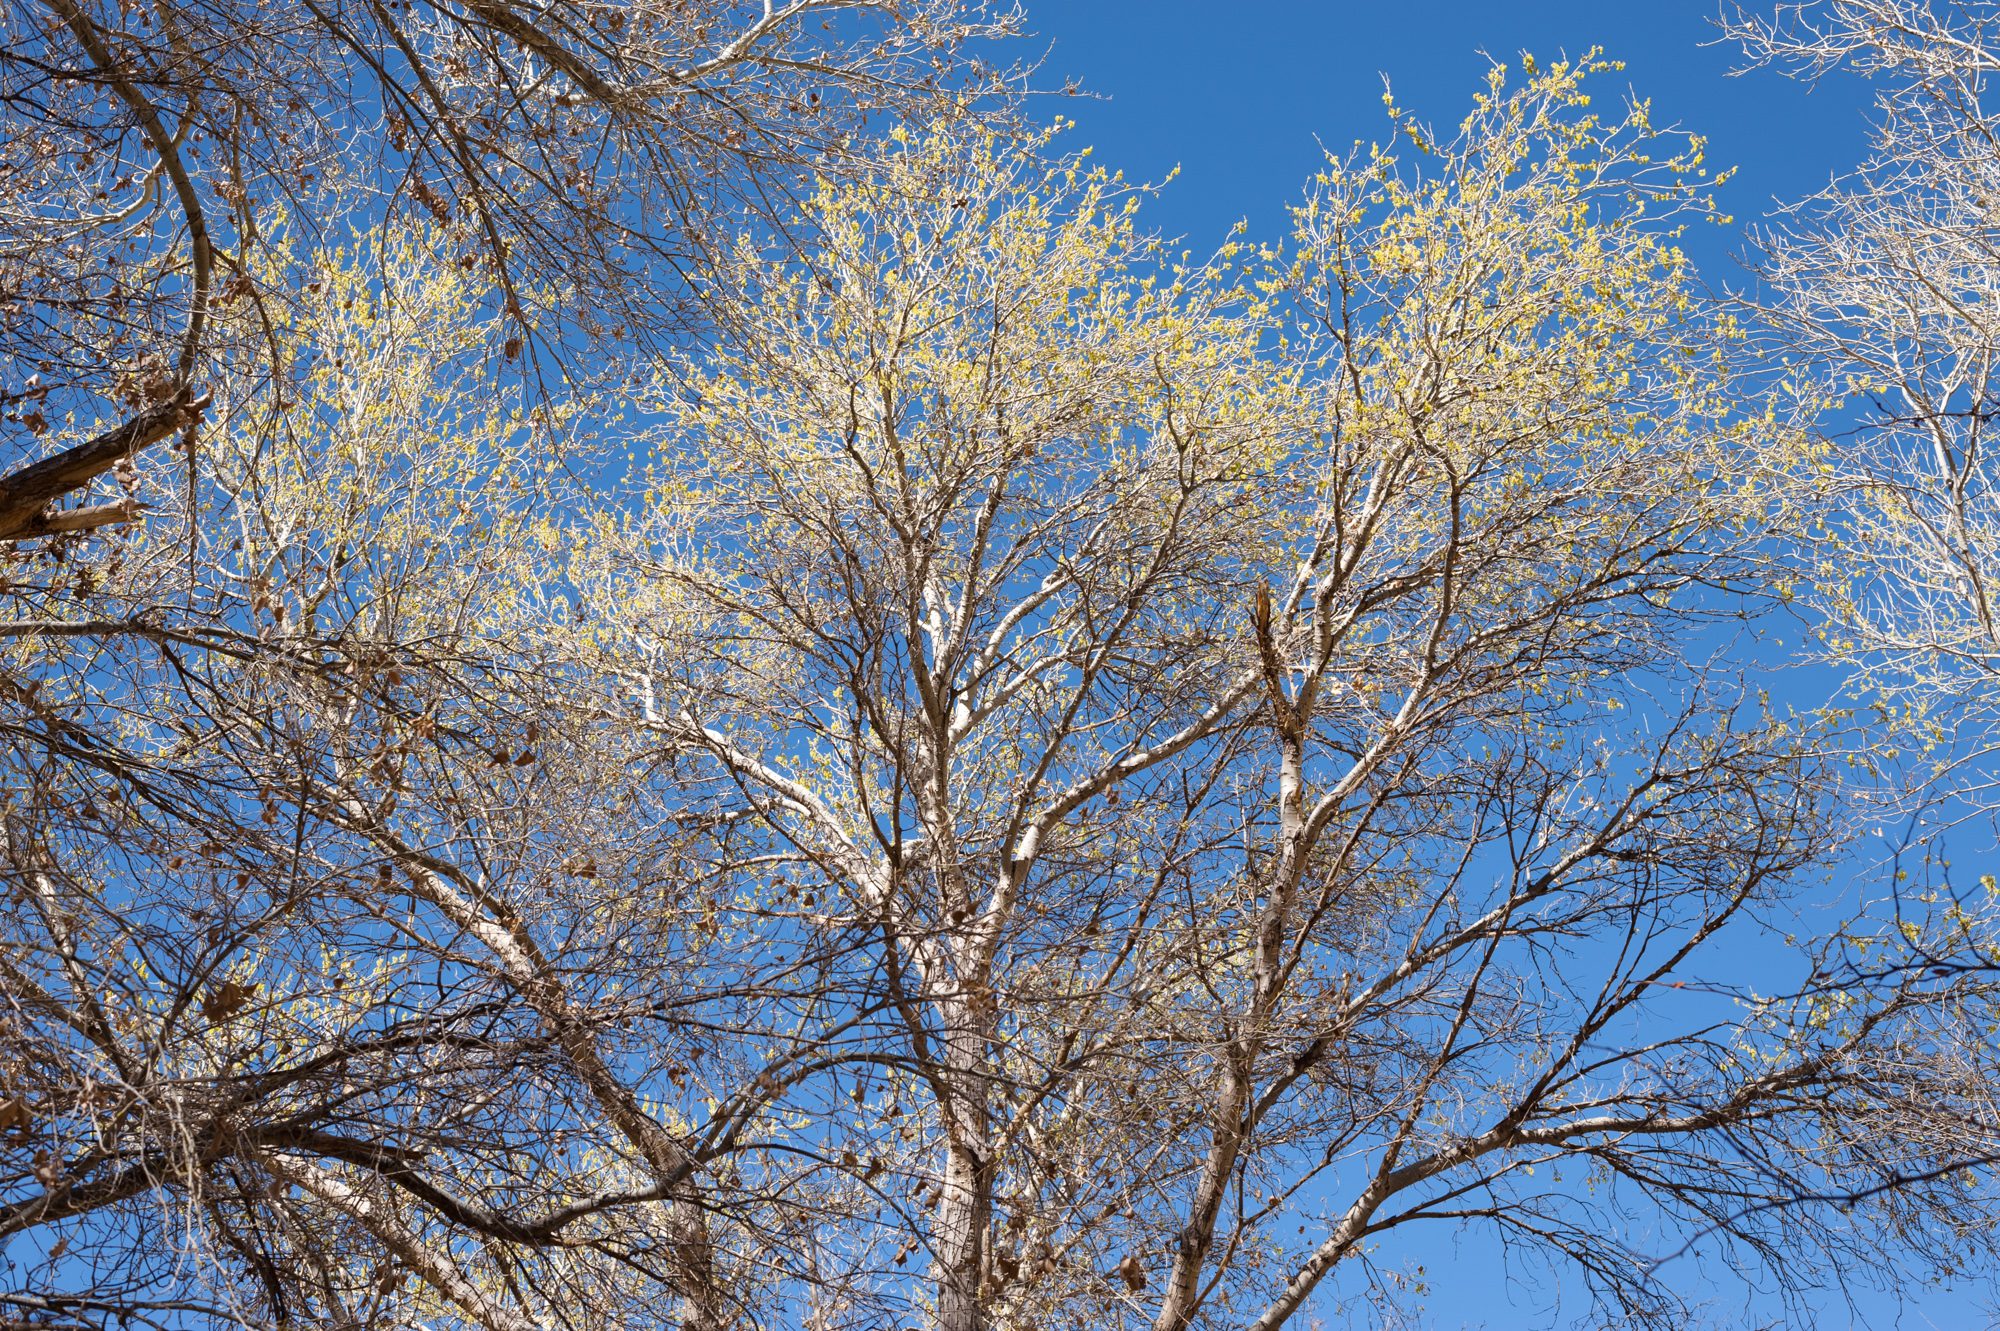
[1032,1,1874,291]
[1026,5,1991,1329]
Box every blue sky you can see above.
[1031,1,1875,290]
[1023,6,1993,1329]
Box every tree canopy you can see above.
[3,6,2000,1331]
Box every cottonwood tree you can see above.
[0,228,823,1330]
[1728,1,2000,800]
[584,58,2000,1331]
[0,6,1018,1313]
[0,0,1017,541]
[6,45,2000,1331]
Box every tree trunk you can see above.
[932,989,996,1331]
[1153,709,1307,1331]
[1149,1061,1251,1331]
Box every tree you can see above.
[580,57,2000,1330]
[0,224,773,1330]
[4,45,2000,1331]
[1727,0,2000,801]
[0,0,1018,541]
[0,2,1023,1325]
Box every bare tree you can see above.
[0,225,840,1330]
[6,41,2000,1331]
[0,0,1019,540]
[0,3,1021,1325]
[582,59,2000,1331]
[1728,1,2000,796]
